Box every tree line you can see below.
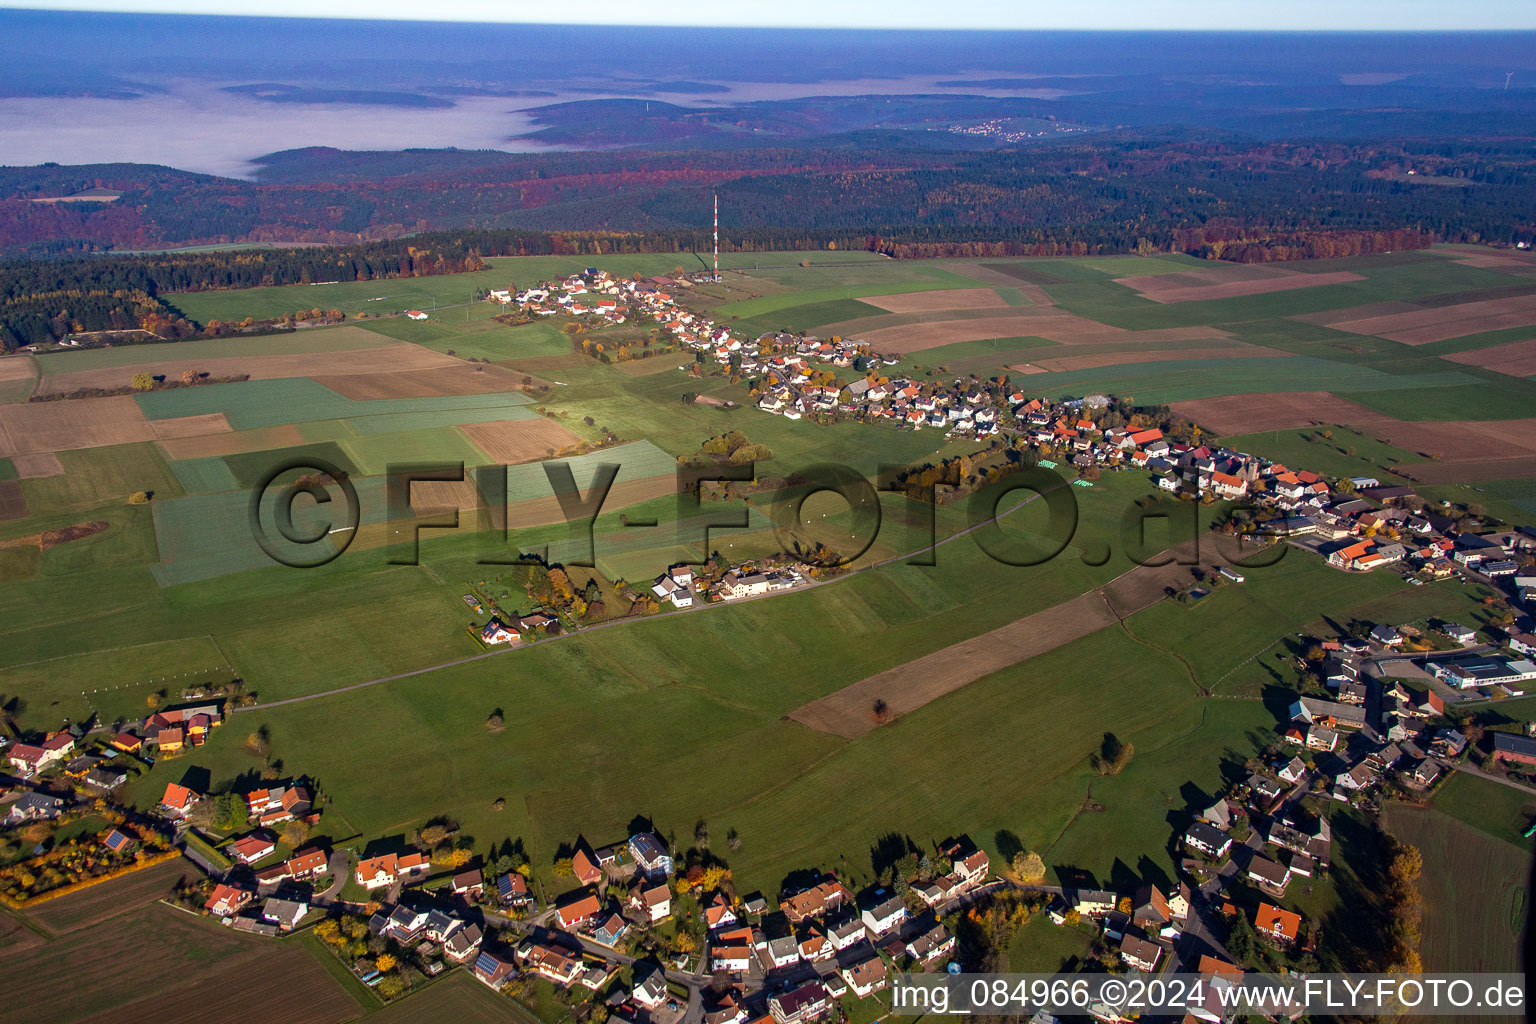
[3,135,1532,258]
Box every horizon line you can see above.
[3,5,1536,32]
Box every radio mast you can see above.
[712,193,720,281]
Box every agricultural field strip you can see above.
[1443,336,1536,377]
[135,377,535,432]
[1171,391,1536,465]
[1114,269,1365,303]
[0,356,37,383]
[787,540,1211,737]
[33,342,464,395]
[1307,292,1536,346]
[29,325,389,372]
[1016,345,1286,373]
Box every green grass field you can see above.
[1384,803,1529,973]
[732,298,889,337]
[12,443,183,525]
[0,636,232,736]
[31,327,385,374]
[1428,771,1536,847]
[135,377,534,431]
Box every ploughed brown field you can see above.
[1015,344,1285,373]
[1173,391,1536,477]
[313,362,529,399]
[461,418,584,465]
[0,480,28,521]
[500,351,588,372]
[1449,248,1536,273]
[0,902,360,1024]
[789,540,1229,738]
[613,356,691,376]
[0,396,159,456]
[1443,336,1536,377]
[71,951,361,1024]
[860,287,1009,313]
[20,856,195,934]
[851,312,1231,354]
[0,355,37,382]
[33,342,461,396]
[1114,268,1363,303]
[1302,293,1536,345]
[157,424,308,460]
[9,452,63,478]
[150,412,234,440]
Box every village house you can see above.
[1254,902,1301,945]
[451,868,483,901]
[859,888,907,937]
[841,956,889,998]
[2,791,63,826]
[230,834,277,864]
[905,919,955,962]
[83,765,128,792]
[204,883,252,918]
[627,832,673,879]
[1119,934,1164,973]
[261,896,308,932]
[287,848,329,879]
[445,923,484,963]
[355,851,428,890]
[497,871,533,908]
[628,882,672,922]
[572,846,603,886]
[758,934,801,970]
[780,876,849,923]
[6,732,75,775]
[520,941,584,986]
[555,890,602,930]
[632,966,668,1010]
[769,981,831,1024]
[704,891,738,930]
[1184,821,1232,859]
[159,782,200,819]
[473,948,519,988]
[710,931,754,974]
[1246,856,1291,896]
[592,911,628,946]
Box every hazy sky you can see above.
[6,0,1535,30]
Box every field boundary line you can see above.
[0,633,226,673]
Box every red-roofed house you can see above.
[230,834,277,864]
[159,782,199,819]
[356,854,399,889]
[1254,902,1301,945]
[555,890,601,930]
[205,883,252,917]
[287,849,329,879]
